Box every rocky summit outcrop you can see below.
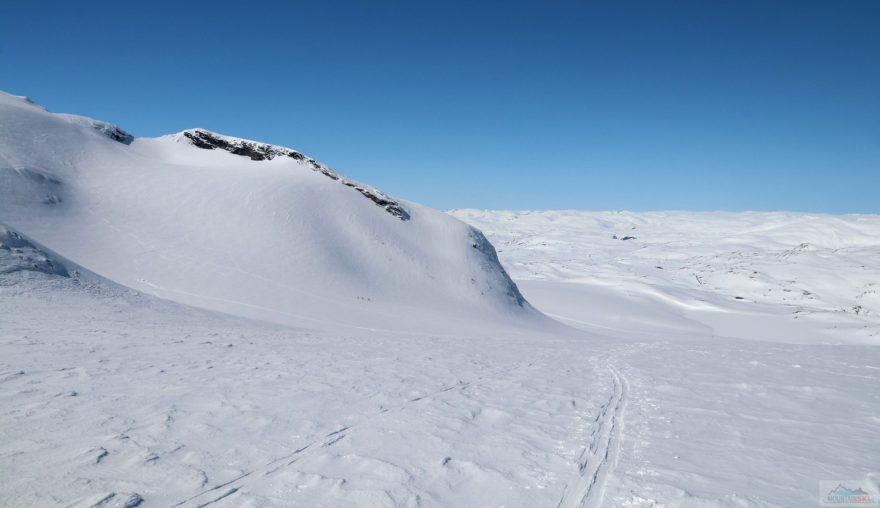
[182,129,409,220]
[183,129,300,161]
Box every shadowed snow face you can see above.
[0,226,68,276]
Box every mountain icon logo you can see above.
[821,482,878,506]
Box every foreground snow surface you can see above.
[2,211,880,507]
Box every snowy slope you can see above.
[0,92,546,334]
[2,226,878,508]
[0,222,618,508]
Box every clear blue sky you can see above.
[2,1,878,213]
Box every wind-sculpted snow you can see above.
[0,91,540,333]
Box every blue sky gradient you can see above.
[2,1,878,212]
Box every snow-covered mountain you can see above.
[0,91,547,334]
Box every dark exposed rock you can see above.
[342,182,410,220]
[91,122,134,145]
[182,130,298,161]
[181,129,409,220]
[184,131,217,150]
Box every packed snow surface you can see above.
[2,94,879,507]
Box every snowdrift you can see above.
[0,91,547,333]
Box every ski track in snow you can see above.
[557,364,626,508]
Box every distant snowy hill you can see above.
[0,91,548,333]
[451,209,880,344]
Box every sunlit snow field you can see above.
[2,212,879,507]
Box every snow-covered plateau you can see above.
[1,92,878,507]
